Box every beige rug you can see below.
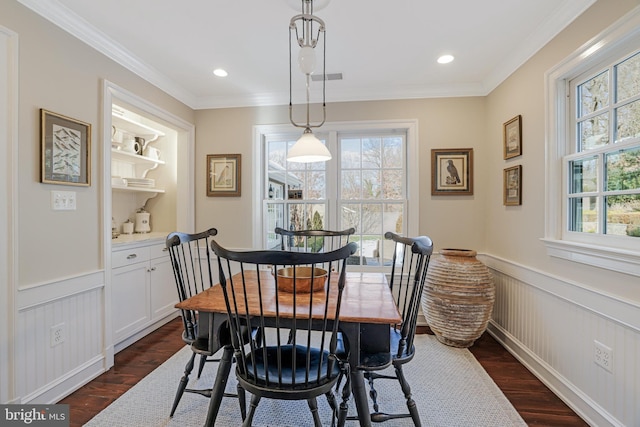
[84,334,526,426]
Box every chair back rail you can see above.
[211,240,357,394]
[385,232,433,358]
[274,227,355,253]
[166,228,218,341]
[345,231,433,425]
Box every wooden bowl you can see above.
[275,266,327,293]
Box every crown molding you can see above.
[17,0,597,110]
[16,0,197,108]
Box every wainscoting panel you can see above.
[482,255,639,427]
[17,272,105,403]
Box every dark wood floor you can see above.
[60,318,588,426]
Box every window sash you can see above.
[259,123,413,271]
[544,7,640,274]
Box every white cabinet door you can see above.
[111,262,150,343]
[150,254,177,320]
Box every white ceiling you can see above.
[18,0,595,110]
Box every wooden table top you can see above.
[176,271,401,325]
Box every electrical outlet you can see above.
[50,323,65,347]
[594,340,613,373]
[51,191,76,211]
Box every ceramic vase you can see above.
[422,249,495,348]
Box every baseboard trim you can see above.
[114,312,180,354]
[20,355,105,404]
[487,322,625,427]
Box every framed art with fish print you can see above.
[41,109,91,186]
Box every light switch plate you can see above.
[51,191,77,210]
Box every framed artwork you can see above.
[503,165,522,206]
[40,109,91,186]
[431,148,473,195]
[503,115,522,159]
[207,154,241,197]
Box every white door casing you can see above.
[0,25,18,404]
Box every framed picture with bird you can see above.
[503,115,522,159]
[431,148,473,195]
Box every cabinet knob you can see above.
[126,254,137,260]
[150,267,157,271]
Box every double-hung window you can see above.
[568,53,640,239]
[257,121,417,270]
[544,8,640,276]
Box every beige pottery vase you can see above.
[422,249,494,348]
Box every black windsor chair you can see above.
[274,226,356,255]
[165,229,246,419]
[344,231,433,426]
[274,227,356,344]
[210,239,358,427]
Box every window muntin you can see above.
[265,136,329,249]
[567,50,640,240]
[544,10,640,275]
[338,134,406,266]
[262,129,409,269]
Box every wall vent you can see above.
[311,73,343,82]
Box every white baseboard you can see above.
[487,322,625,427]
[114,312,180,354]
[20,355,105,404]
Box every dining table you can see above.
[175,270,402,427]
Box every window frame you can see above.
[543,6,640,277]
[253,120,419,271]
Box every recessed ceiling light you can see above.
[437,55,455,64]
[213,68,228,77]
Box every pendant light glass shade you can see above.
[287,0,330,163]
[287,128,332,163]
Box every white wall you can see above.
[485,258,639,426]
[0,0,194,404]
[1,24,18,405]
[193,1,640,425]
[483,1,640,425]
[194,97,489,251]
[1,1,638,425]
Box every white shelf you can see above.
[111,149,165,166]
[112,111,165,138]
[112,185,165,194]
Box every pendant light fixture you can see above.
[287,0,331,163]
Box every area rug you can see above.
[84,334,526,426]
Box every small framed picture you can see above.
[431,148,473,195]
[503,165,522,206]
[40,109,91,186]
[503,115,522,159]
[207,154,241,197]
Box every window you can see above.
[567,52,640,238]
[544,8,640,276]
[339,133,406,266]
[256,121,418,270]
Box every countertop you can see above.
[112,231,168,248]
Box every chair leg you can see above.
[196,354,207,379]
[204,346,234,426]
[395,364,421,427]
[237,383,246,420]
[307,397,322,427]
[243,394,261,427]
[170,351,196,417]
[366,372,380,413]
[325,390,338,426]
[337,371,351,427]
